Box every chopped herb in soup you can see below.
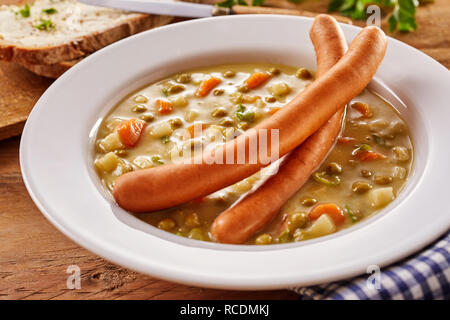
[94,63,413,244]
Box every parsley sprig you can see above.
[34,18,55,31]
[217,0,430,32]
[217,0,247,7]
[17,4,31,18]
[42,8,58,15]
[328,0,421,32]
[217,0,267,7]
[235,104,255,123]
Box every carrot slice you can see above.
[116,118,146,148]
[156,99,173,115]
[338,136,357,144]
[309,203,345,225]
[268,107,281,115]
[355,150,386,161]
[351,101,373,118]
[245,72,270,89]
[196,77,221,97]
[187,123,210,138]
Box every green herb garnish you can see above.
[351,143,371,156]
[17,4,30,18]
[162,88,169,97]
[313,171,341,186]
[235,104,255,123]
[34,18,54,31]
[345,205,359,223]
[151,155,164,165]
[372,134,386,146]
[42,8,57,15]
[217,0,248,8]
[252,0,265,5]
[388,0,418,32]
[277,229,292,243]
[328,0,420,32]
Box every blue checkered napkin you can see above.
[292,231,450,300]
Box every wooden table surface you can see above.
[0,0,448,300]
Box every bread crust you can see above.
[19,59,78,78]
[0,14,174,65]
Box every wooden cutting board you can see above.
[0,0,176,140]
[1,0,449,141]
[0,61,53,140]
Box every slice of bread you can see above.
[19,57,81,78]
[0,0,174,65]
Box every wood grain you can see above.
[230,4,352,24]
[0,62,53,140]
[0,0,449,300]
[0,137,298,300]
[0,0,174,140]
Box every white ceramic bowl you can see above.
[20,15,450,290]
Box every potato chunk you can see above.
[392,166,407,179]
[305,214,336,239]
[150,121,173,138]
[184,110,199,122]
[368,187,394,207]
[268,82,290,97]
[171,95,188,108]
[392,146,410,162]
[133,156,154,169]
[98,131,123,152]
[95,152,120,172]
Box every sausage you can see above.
[211,15,348,244]
[113,23,387,213]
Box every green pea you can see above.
[132,105,147,113]
[326,162,343,175]
[188,228,206,241]
[223,71,235,78]
[265,96,277,103]
[238,85,249,93]
[185,213,200,228]
[160,135,171,144]
[277,229,292,243]
[176,73,191,84]
[374,175,393,185]
[301,198,317,207]
[352,181,372,194]
[213,89,225,96]
[211,107,228,118]
[269,67,280,75]
[133,95,148,103]
[168,84,185,94]
[289,212,308,230]
[255,233,272,245]
[295,68,312,80]
[139,114,155,122]
[169,118,183,129]
[360,169,372,178]
[237,122,250,130]
[158,218,176,231]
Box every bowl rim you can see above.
[20,15,450,290]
